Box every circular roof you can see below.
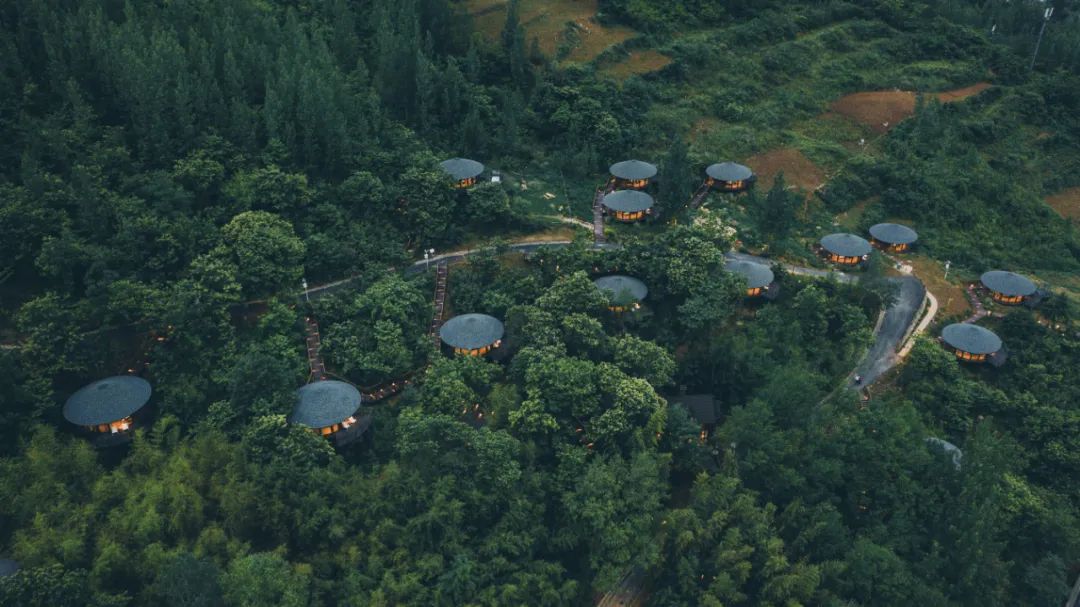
[706,162,753,182]
[609,160,657,181]
[725,259,774,289]
[601,190,654,213]
[980,270,1036,297]
[869,223,918,245]
[0,559,19,578]
[440,313,504,351]
[942,323,1002,355]
[290,380,362,428]
[820,233,872,257]
[594,275,648,303]
[63,376,152,426]
[439,158,485,181]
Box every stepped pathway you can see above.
[304,316,327,381]
[592,186,607,244]
[687,180,712,210]
[429,260,449,348]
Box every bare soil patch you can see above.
[745,148,826,191]
[601,49,673,80]
[1046,186,1080,220]
[465,0,634,62]
[828,82,991,133]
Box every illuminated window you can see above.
[615,178,649,190]
[88,417,133,434]
[454,177,477,189]
[991,292,1024,304]
[613,210,645,221]
[828,253,861,264]
[747,287,763,297]
[454,340,501,357]
[955,350,987,362]
[890,243,909,252]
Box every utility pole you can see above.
[1030,6,1054,71]
[1066,569,1080,607]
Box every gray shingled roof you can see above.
[869,223,918,245]
[980,271,1036,297]
[609,159,657,181]
[820,233,872,257]
[439,158,485,181]
[440,313,504,350]
[706,162,753,182]
[670,394,717,425]
[0,559,19,578]
[725,259,774,289]
[601,190,654,213]
[595,275,648,304]
[942,323,1002,355]
[63,376,152,426]
[290,380,362,428]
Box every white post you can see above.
[1030,7,1054,71]
[943,260,951,281]
[302,278,309,303]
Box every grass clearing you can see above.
[745,147,826,191]
[1045,186,1080,220]
[464,0,635,63]
[826,82,992,133]
[600,49,673,80]
[906,254,971,319]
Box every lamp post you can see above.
[302,278,310,304]
[943,260,951,281]
[424,248,435,271]
[1030,7,1054,71]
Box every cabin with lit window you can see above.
[669,394,718,441]
[869,223,918,253]
[609,160,657,190]
[439,158,485,189]
[63,376,152,448]
[594,275,648,312]
[440,313,504,356]
[601,190,654,222]
[980,270,1037,305]
[725,259,777,299]
[941,323,1005,365]
[706,162,755,192]
[820,233,872,266]
[290,380,371,447]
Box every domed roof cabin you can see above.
[980,270,1036,305]
[820,233,872,266]
[439,158,485,189]
[724,259,776,298]
[290,380,370,447]
[706,162,754,193]
[594,275,648,312]
[63,376,152,447]
[941,323,1004,364]
[609,160,657,190]
[869,223,918,253]
[440,313,504,356]
[601,190,654,222]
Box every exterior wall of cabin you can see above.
[613,178,649,190]
[746,287,763,297]
[873,238,910,253]
[453,340,500,356]
[827,253,863,265]
[707,177,746,192]
[608,302,642,313]
[315,416,358,437]
[612,210,646,221]
[954,349,988,362]
[991,292,1025,305]
[454,176,477,189]
[86,417,133,434]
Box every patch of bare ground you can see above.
[601,49,673,80]
[1046,186,1080,220]
[465,0,635,62]
[827,82,992,133]
[745,148,826,191]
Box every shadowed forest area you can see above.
[1,0,1080,605]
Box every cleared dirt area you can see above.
[906,255,971,318]
[465,0,634,62]
[1046,186,1080,220]
[745,148,826,191]
[828,82,991,133]
[600,49,673,80]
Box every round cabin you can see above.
[601,190,654,222]
[725,259,774,297]
[609,160,657,190]
[706,162,754,193]
[594,275,648,312]
[980,270,1036,305]
[869,223,918,253]
[290,380,363,441]
[941,323,1003,363]
[439,158,485,189]
[440,313,504,356]
[820,233,872,266]
[0,559,19,578]
[63,376,152,443]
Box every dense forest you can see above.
[1,0,1079,605]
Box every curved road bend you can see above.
[301,240,928,390]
